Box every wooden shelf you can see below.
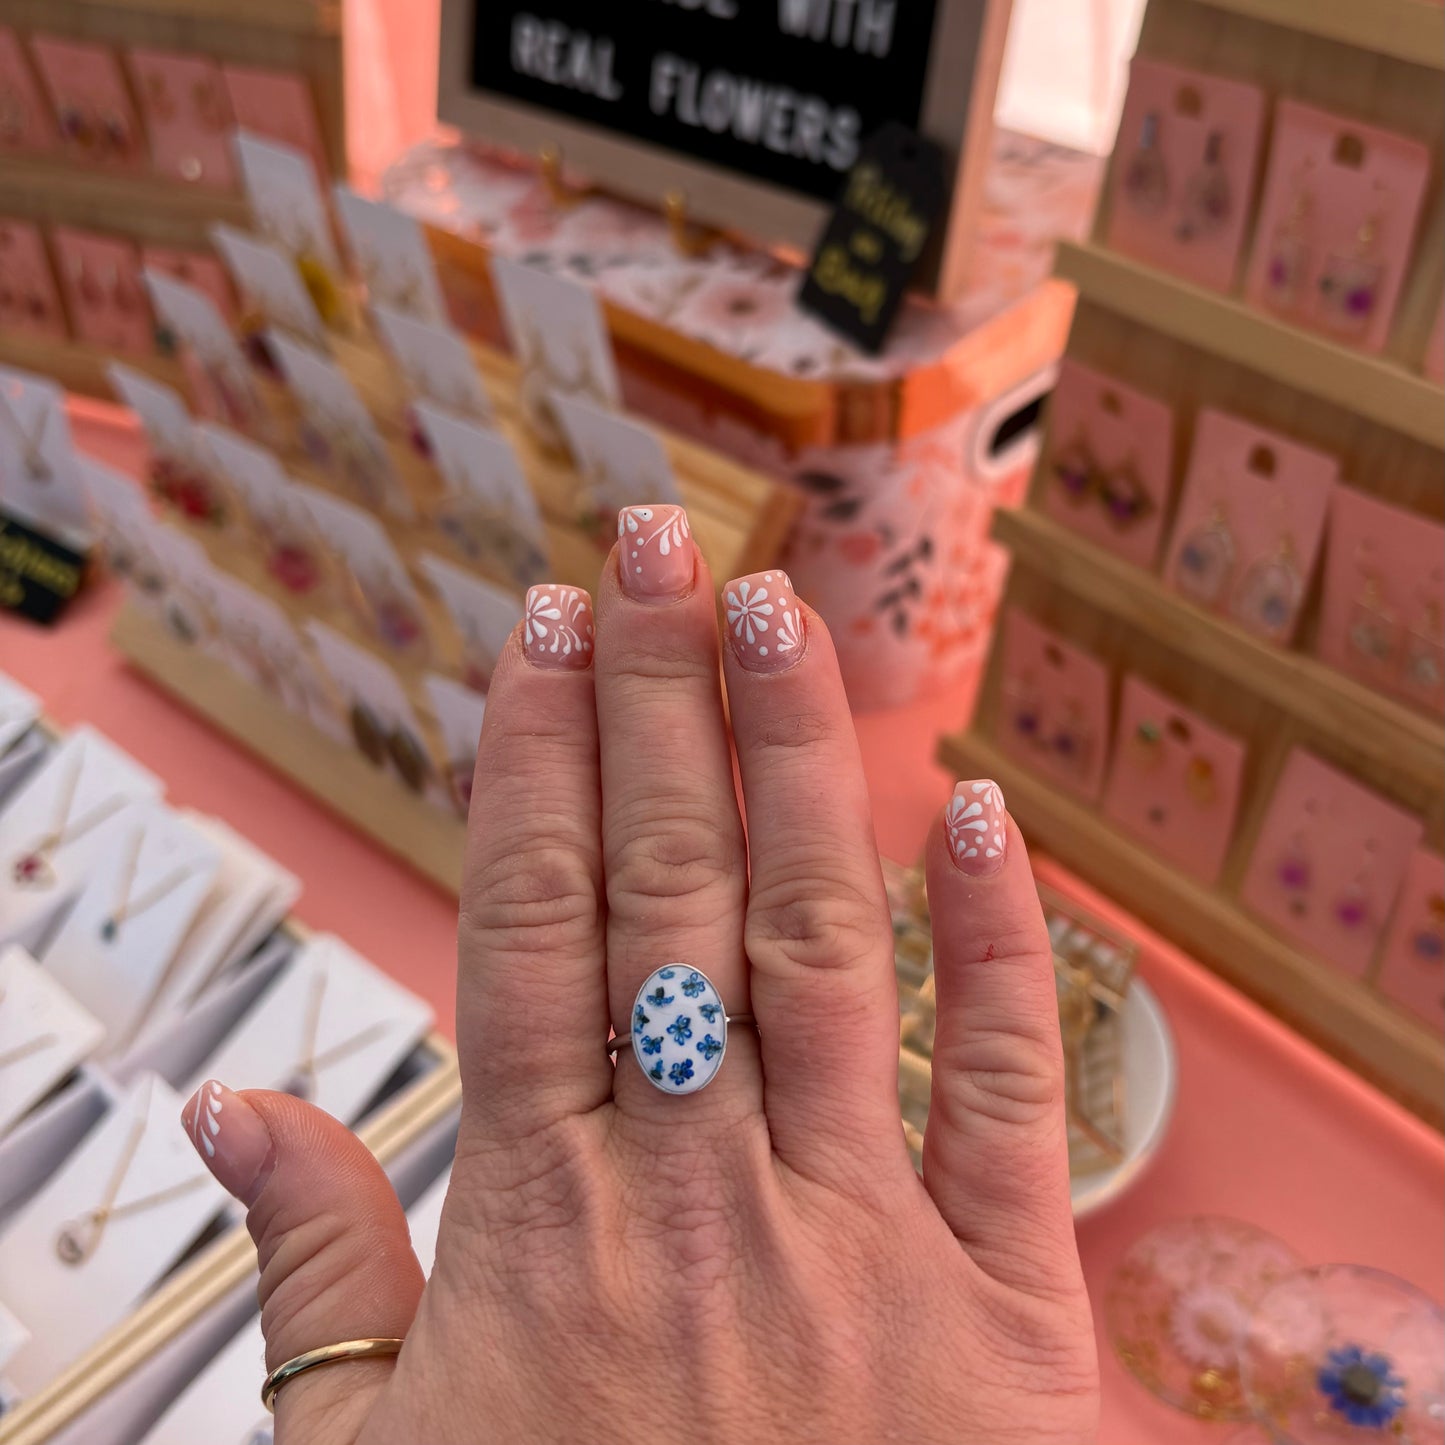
[1056,242,1445,450]
[0,333,184,404]
[112,603,468,895]
[937,730,1445,1129]
[993,507,1445,793]
[1190,0,1445,67]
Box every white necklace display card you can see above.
[44,802,223,1052]
[267,331,411,519]
[145,525,222,648]
[78,455,162,588]
[236,131,340,272]
[489,257,621,412]
[0,728,165,955]
[0,1072,227,1395]
[0,367,92,548]
[424,673,487,796]
[187,934,434,1124]
[371,304,493,424]
[139,1315,270,1445]
[106,364,205,479]
[0,946,104,1139]
[0,674,39,757]
[550,391,683,515]
[0,728,45,812]
[334,187,448,325]
[293,485,423,618]
[211,224,326,346]
[419,553,522,682]
[412,401,545,542]
[0,1299,28,1377]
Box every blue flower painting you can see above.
[669,1059,695,1087]
[682,972,706,998]
[645,986,674,1007]
[699,1003,721,1024]
[633,1005,649,1033]
[649,1060,664,1082]
[641,1035,663,1056]
[1318,1344,1406,1430]
[696,1034,723,1061]
[667,1015,692,1045]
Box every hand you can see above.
[183,507,1099,1444]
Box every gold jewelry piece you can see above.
[10,749,129,888]
[262,1337,405,1412]
[101,829,205,943]
[0,383,53,481]
[0,1033,59,1071]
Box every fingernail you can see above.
[617,505,694,599]
[946,780,1008,876]
[181,1080,275,1206]
[523,584,595,670]
[723,570,805,673]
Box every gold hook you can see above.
[663,190,723,259]
[538,144,590,209]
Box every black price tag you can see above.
[797,122,947,355]
[0,509,86,625]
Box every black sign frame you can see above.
[435,0,1013,302]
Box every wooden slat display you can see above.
[940,0,1445,1127]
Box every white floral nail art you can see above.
[524,585,595,669]
[725,570,804,673]
[617,505,692,597]
[191,1080,223,1159]
[946,779,1007,873]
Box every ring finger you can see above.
[594,505,755,1123]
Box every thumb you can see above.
[181,1081,424,1445]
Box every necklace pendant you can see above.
[100,917,119,943]
[11,852,52,887]
[55,1223,88,1265]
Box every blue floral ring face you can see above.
[628,965,728,1095]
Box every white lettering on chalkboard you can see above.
[649,55,860,169]
[776,0,897,56]
[511,16,624,99]
[651,0,739,15]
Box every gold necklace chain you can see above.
[0,385,52,481]
[0,1033,59,1070]
[11,750,130,887]
[101,830,205,943]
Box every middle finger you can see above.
[595,505,756,1123]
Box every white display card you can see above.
[106,365,198,467]
[0,729,164,956]
[186,934,434,1125]
[267,331,410,519]
[0,674,39,758]
[0,1299,27,1377]
[550,390,683,516]
[44,801,223,1052]
[371,303,493,424]
[145,524,223,649]
[0,1073,227,1395]
[489,258,621,428]
[211,224,326,345]
[235,131,339,271]
[423,674,486,817]
[0,729,45,812]
[419,553,520,687]
[0,946,105,1139]
[334,187,447,324]
[79,455,160,589]
[142,272,261,425]
[0,367,91,547]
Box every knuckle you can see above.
[752,709,841,754]
[935,1020,1065,1128]
[460,846,599,959]
[745,876,890,976]
[606,811,744,919]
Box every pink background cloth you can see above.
[2,403,1440,1443]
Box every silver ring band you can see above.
[612,966,750,1093]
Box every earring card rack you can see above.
[940,0,1445,1128]
[0,0,343,394]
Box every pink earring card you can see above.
[1041,359,1175,569]
[0,219,67,342]
[52,226,153,355]
[221,65,327,182]
[1374,847,1445,1035]
[1314,485,1445,719]
[1162,408,1336,646]
[0,29,59,157]
[1106,57,1267,293]
[28,35,146,173]
[1243,100,1430,355]
[141,246,237,328]
[126,49,236,189]
[1240,748,1423,978]
[995,608,1113,804]
[1102,675,1247,886]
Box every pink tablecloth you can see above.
[2,406,1440,1445]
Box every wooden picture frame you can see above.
[435,0,1013,302]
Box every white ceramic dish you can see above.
[1071,977,1177,1219]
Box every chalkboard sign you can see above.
[436,0,1013,303]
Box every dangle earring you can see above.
[1318,187,1385,337]
[1174,501,1236,607]
[1098,455,1154,530]
[1277,828,1312,917]
[1049,699,1093,778]
[1122,112,1169,215]
[1333,841,1375,931]
[1401,588,1444,704]
[1184,754,1217,806]
[1176,130,1231,242]
[1004,670,1044,749]
[1412,893,1445,965]
[1348,554,1399,671]
[1232,532,1302,644]
[1050,427,1095,504]
[1263,163,1314,313]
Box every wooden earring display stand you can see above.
[941,0,1445,1127]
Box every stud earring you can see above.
[1412,894,1445,964]
[1005,671,1044,747]
[1185,755,1217,806]
[1264,164,1314,312]
[1401,590,1444,703]
[1334,843,1376,930]
[1176,130,1231,242]
[1348,566,1399,669]
[1231,533,1302,643]
[1098,456,1154,530]
[1122,112,1169,215]
[1130,719,1164,771]
[1049,699,1093,776]
[1277,829,1312,916]
[1050,427,1095,504]
[1175,501,1236,607]
[1318,191,1386,337]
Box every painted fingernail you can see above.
[723,570,805,673]
[181,1080,275,1207]
[617,505,694,599]
[945,780,1008,876]
[523,584,595,670]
